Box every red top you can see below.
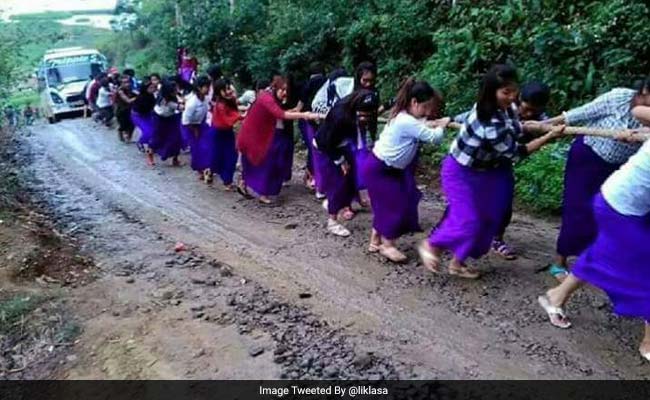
[236,91,286,166]
[212,101,242,130]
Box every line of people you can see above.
[85,60,650,362]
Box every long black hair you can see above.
[635,75,650,95]
[213,78,238,109]
[193,75,211,99]
[355,61,377,89]
[157,79,178,104]
[476,64,519,123]
[390,77,442,119]
[338,89,379,123]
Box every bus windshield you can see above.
[46,63,103,86]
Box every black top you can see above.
[132,92,156,114]
[115,87,136,114]
[314,100,357,163]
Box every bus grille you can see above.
[66,94,84,104]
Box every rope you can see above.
[376,117,650,141]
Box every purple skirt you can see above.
[298,120,315,175]
[351,136,369,191]
[309,132,326,194]
[242,129,289,197]
[278,129,294,182]
[180,122,191,151]
[428,156,513,262]
[572,194,650,321]
[150,114,183,161]
[182,124,215,172]
[180,67,194,84]
[213,127,238,185]
[313,146,356,215]
[131,110,155,146]
[362,152,422,240]
[556,137,621,257]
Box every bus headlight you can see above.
[50,92,64,104]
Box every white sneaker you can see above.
[327,220,350,237]
[315,191,326,200]
[322,199,328,211]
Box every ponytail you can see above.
[390,77,439,119]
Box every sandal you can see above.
[327,220,350,237]
[259,196,272,205]
[449,265,481,280]
[549,264,569,282]
[538,294,572,329]
[236,183,254,199]
[379,245,407,263]
[418,241,441,274]
[172,158,183,167]
[203,170,213,184]
[492,239,517,260]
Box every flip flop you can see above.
[492,240,517,260]
[549,264,569,281]
[449,265,481,280]
[538,294,572,329]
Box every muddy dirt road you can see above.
[14,118,649,379]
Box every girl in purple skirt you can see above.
[419,64,565,279]
[538,105,650,361]
[543,78,650,281]
[236,75,319,204]
[182,75,213,183]
[131,78,157,158]
[361,78,450,262]
[149,80,183,167]
[313,89,379,237]
[211,78,242,190]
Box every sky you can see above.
[0,0,117,19]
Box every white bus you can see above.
[37,47,108,123]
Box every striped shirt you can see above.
[450,104,526,169]
[565,88,641,164]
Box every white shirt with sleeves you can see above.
[372,111,445,169]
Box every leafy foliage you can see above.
[5,1,650,213]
